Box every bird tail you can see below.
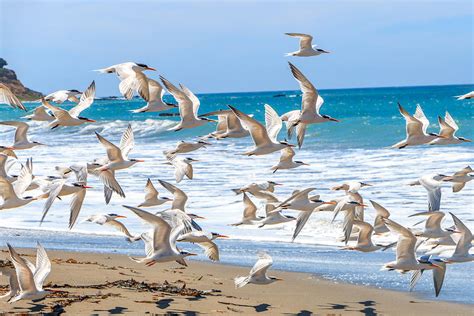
[284,53,294,57]
[93,68,113,73]
[234,276,250,288]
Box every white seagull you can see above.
[44,89,81,104]
[42,81,96,128]
[232,181,281,195]
[160,76,214,131]
[165,154,198,183]
[443,212,473,263]
[408,211,455,239]
[6,242,51,303]
[199,109,250,139]
[342,220,393,252]
[177,231,228,262]
[382,219,446,297]
[231,192,262,226]
[84,213,138,241]
[234,252,282,288]
[271,147,308,173]
[409,174,445,211]
[258,203,296,228]
[131,78,177,113]
[429,112,471,145]
[441,166,473,192]
[39,165,91,229]
[22,106,55,122]
[158,179,188,211]
[284,62,339,148]
[0,158,36,210]
[285,33,330,57]
[123,205,197,266]
[0,83,25,111]
[95,124,144,171]
[229,104,294,156]
[164,140,210,155]
[392,103,443,148]
[137,178,172,208]
[0,121,45,150]
[96,62,156,101]
[455,91,474,100]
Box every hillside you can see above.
[0,58,43,100]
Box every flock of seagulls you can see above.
[0,31,472,301]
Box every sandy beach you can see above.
[0,248,471,315]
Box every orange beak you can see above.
[146,67,156,71]
[86,119,96,123]
[83,185,93,189]
[116,215,127,219]
[136,159,145,162]
[217,234,229,238]
[323,201,337,205]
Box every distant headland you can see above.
[0,58,43,100]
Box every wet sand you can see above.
[0,248,472,315]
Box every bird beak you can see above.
[146,67,157,71]
[330,118,340,122]
[288,144,296,147]
[188,253,198,256]
[437,135,447,138]
[3,146,15,150]
[302,163,310,166]
[83,185,93,189]
[323,201,337,205]
[86,119,96,123]
[194,215,206,219]
[274,277,284,281]
[361,183,373,187]
[136,159,145,162]
[360,204,369,207]
[273,183,283,186]
[217,234,229,238]
[463,138,472,142]
[116,215,127,219]
[431,263,443,269]
[191,159,200,162]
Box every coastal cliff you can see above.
[0,58,42,100]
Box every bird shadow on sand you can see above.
[218,301,271,312]
[93,306,128,314]
[156,298,174,309]
[357,300,377,316]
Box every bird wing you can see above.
[288,62,319,116]
[68,81,96,117]
[97,170,125,198]
[229,105,273,147]
[7,244,37,293]
[70,165,88,184]
[452,182,466,193]
[198,241,219,261]
[370,200,390,218]
[69,189,86,229]
[123,205,172,252]
[279,147,295,162]
[0,121,29,143]
[413,105,429,134]
[159,179,187,210]
[249,252,273,278]
[242,192,257,219]
[0,176,16,200]
[160,77,194,121]
[179,84,200,116]
[264,104,282,142]
[12,158,33,196]
[95,132,123,162]
[353,220,374,247]
[449,212,472,257]
[419,175,441,211]
[397,103,424,137]
[453,165,472,177]
[119,124,135,159]
[0,83,25,110]
[33,242,51,290]
[383,219,417,263]
[292,211,313,241]
[106,219,133,238]
[147,78,165,102]
[119,72,150,101]
[295,123,307,148]
[42,98,72,121]
[285,33,313,50]
[40,180,66,225]
[166,154,187,183]
[437,116,455,138]
[144,178,159,200]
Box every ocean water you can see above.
[0,84,473,304]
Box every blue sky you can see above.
[1,0,472,96]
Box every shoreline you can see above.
[0,248,472,315]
